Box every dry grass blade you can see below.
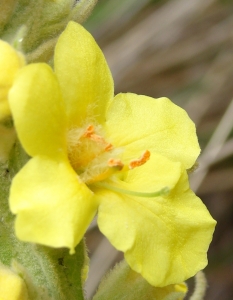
[191,99,233,192]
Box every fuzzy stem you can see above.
[190,271,207,300]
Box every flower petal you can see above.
[104,93,200,169]
[9,63,67,158]
[54,22,114,127]
[96,156,216,286]
[10,157,97,253]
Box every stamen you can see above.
[91,134,104,143]
[105,143,113,152]
[129,150,150,169]
[82,124,95,137]
[108,158,124,170]
[82,124,113,152]
[93,181,170,198]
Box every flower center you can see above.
[67,124,151,185]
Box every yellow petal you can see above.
[104,93,200,169]
[8,63,67,158]
[0,40,25,120]
[0,262,29,300]
[54,22,114,127]
[10,156,97,253]
[96,155,216,286]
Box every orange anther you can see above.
[82,125,95,137]
[82,125,114,152]
[108,158,124,170]
[105,143,113,152]
[129,150,150,169]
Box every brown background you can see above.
[84,1,233,299]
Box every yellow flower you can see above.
[0,262,29,300]
[0,40,25,120]
[8,22,216,287]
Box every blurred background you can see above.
[83,0,233,299]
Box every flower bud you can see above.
[92,260,188,300]
[0,262,29,300]
[0,0,98,63]
[0,40,25,120]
